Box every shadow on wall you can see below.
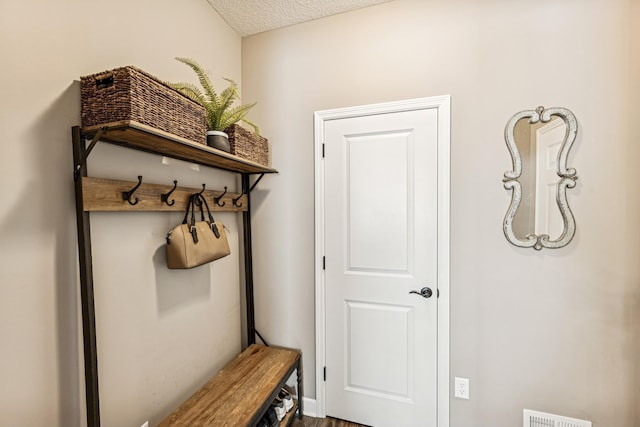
[13,81,81,426]
[152,247,211,315]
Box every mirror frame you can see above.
[503,106,578,250]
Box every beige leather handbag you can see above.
[166,193,230,269]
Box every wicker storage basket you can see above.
[81,66,206,145]
[225,124,270,166]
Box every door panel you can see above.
[324,107,438,426]
[346,300,414,401]
[347,131,411,273]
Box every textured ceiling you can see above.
[207,0,394,37]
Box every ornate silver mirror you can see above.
[503,106,578,250]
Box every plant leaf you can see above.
[240,118,260,135]
[174,57,218,105]
[167,82,206,105]
[169,57,259,132]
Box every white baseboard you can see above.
[301,397,317,417]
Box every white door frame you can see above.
[314,96,451,426]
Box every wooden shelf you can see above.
[159,344,302,426]
[80,121,277,175]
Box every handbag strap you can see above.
[177,192,223,241]
[181,193,195,225]
[184,194,199,243]
[195,193,215,223]
[194,193,221,238]
[193,194,207,222]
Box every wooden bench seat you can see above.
[159,344,303,426]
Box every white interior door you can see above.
[321,102,443,426]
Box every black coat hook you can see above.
[161,180,178,206]
[122,176,143,205]
[194,184,206,207]
[214,186,227,207]
[232,191,244,208]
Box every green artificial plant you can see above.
[168,57,259,134]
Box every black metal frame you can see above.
[242,174,256,346]
[72,127,267,426]
[72,127,101,426]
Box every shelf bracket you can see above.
[250,173,265,192]
[74,126,107,181]
[255,329,270,347]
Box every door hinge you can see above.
[322,143,325,158]
[322,256,326,270]
[437,288,440,298]
[323,366,326,381]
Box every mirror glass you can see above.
[503,107,578,250]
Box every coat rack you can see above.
[80,176,247,212]
[71,123,277,427]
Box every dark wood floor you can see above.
[291,416,367,427]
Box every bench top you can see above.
[159,344,301,426]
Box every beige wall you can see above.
[631,0,640,423]
[0,0,243,426]
[243,0,640,425]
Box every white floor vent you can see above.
[523,409,592,427]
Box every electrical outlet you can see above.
[454,377,469,399]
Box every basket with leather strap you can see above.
[81,66,206,144]
[225,124,270,166]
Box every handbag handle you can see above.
[194,193,221,238]
[178,193,223,243]
[166,193,202,245]
[179,194,199,243]
[181,193,196,225]
[192,194,207,222]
